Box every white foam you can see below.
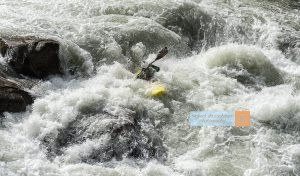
[0,0,300,175]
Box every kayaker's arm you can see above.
[136,47,168,80]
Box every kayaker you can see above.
[136,47,168,81]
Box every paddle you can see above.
[136,47,168,80]
[145,47,168,69]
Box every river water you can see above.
[0,0,299,175]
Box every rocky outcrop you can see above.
[0,37,62,79]
[0,74,33,113]
[0,36,64,113]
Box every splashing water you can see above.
[0,0,299,176]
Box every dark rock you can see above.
[43,109,167,163]
[0,36,62,78]
[0,75,33,113]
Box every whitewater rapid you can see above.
[0,0,300,176]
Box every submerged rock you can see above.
[0,74,33,113]
[157,3,224,51]
[276,33,300,63]
[0,36,62,78]
[43,110,167,163]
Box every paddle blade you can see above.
[155,47,168,61]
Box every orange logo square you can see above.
[235,111,250,127]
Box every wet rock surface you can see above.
[0,74,33,113]
[0,36,62,79]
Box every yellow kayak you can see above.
[145,82,166,97]
[135,68,166,97]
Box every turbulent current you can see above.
[0,0,300,175]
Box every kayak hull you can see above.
[145,83,166,97]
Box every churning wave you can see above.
[0,0,299,175]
